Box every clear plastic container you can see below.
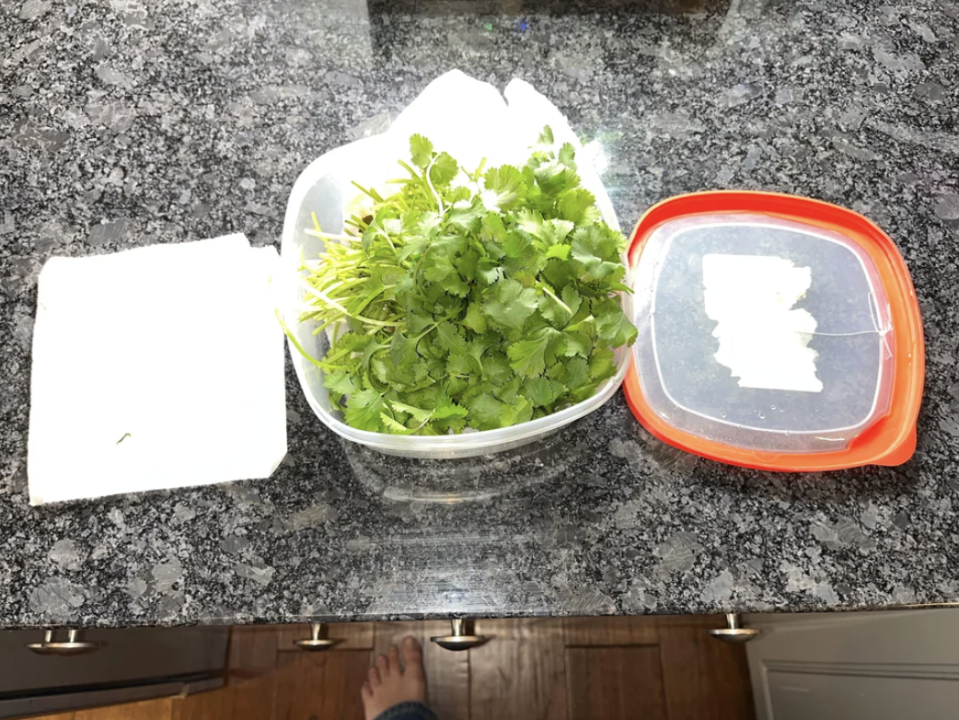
[280,135,632,459]
[631,213,894,454]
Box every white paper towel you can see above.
[27,234,288,505]
[364,70,619,231]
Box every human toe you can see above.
[388,644,401,673]
[401,636,425,678]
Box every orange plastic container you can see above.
[623,191,924,472]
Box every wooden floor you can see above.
[34,615,754,720]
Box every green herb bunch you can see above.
[294,127,637,435]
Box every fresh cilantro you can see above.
[430,152,458,187]
[482,278,538,332]
[409,134,433,169]
[467,392,507,430]
[345,389,385,431]
[483,165,525,211]
[507,329,554,377]
[294,129,637,435]
[596,306,639,348]
[571,224,624,282]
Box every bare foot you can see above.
[361,636,428,720]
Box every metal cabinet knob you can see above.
[293,622,337,651]
[430,618,487,651]
[706,613,761,644]
[26,629,100,656]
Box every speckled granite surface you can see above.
[1,0,958,629]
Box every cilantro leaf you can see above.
[533,160,579,197]
[390,401,434,424]
[323,368,358,397]
[461,302,488,334]
[571,224,624,281]
[588,347,616,381]
[391,331,419,371]
[483,165,525,211]
[447,196,485,232]
[483,351,513,385]
[596,306,638,347]
[476,257,504,285]
[429,151,458,186]
[514,208,545,237]
[501,230,543,278]
[467,392,506,430]
[564,356,590,389]
[410,134,434,169]
[380,412,411,433]
[455,249,479,282]
[559,330,592,357]
[482,279,538,332]
[423,254,453,283]
[539,284,582,327]
[506,327,559,377]
[524,377,565,407]
[561,285,583,316]
[502,396,533,426]
[558,189,602,225]
[480,212,508,246]
[345,389,385,431]
[541,219,575,246]
[433,392,469,420]
[436,321,467,353]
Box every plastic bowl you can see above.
[281,134,632,459]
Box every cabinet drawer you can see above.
[0,626,228,694]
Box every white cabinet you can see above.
[742,609,959,720]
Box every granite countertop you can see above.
[2,0,958,629]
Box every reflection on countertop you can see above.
[1,0,958,628]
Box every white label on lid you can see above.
[702,254,823,393]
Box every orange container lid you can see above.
[623,191,924,472]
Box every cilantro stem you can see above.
[275,310,325,369]
[305,229,362,244]
[471,158,487,182]
[424,156,445,216]
[541,285,573,314]
[299,281,405,328]
[351,181,385,203]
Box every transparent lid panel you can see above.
[632,214,894,454]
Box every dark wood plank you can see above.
[470,618,567,720]
[658,624,755,720]
[276,622,375,653]
[74,699,173,720]
[566,646,668,720]
[272,650,369,720]
[374,621,469,720]
[227,625,281,684]
[564,616,658,647]
[172,624,279,720]
[173,688,232,720]
[175,654,276,720]
[652,613,734,628]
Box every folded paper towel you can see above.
[27,234,287,505]
[340,70,619,232]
